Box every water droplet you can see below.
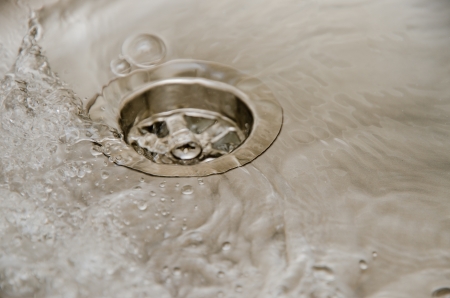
[235,285,243,293]
[77,168,86,178]
[137,201,147,211]
[187,232,203,245]
[372,251,378,258]
[122,34,166,68]
[175,183,180,188]
[150,191,156,197]
[140,177,145,182]
[312,265,334,281]
[222,242,231,251]
[160,197,166,202]
[359,260,368,270]
[110,57,131,76]
[432,287,450,297]
[82,163,93,173]
[159,181,166,188]
[173,267,181,276]
[101,171,109,179]
[197,178,204,185]
[217,271,225,278]
[181,185,193,195]
[133,185,142,190]
[112,218,124,228]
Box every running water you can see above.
[1,0,450,297]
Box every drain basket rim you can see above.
[88,59,282,177]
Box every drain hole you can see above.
[141,121,169,138]
[184,115,215,134]
[212,131,241,153]
[88,60,283,176]
[120,82,253,165]
[172,142,202,160]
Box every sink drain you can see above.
[123,83,252,165]
[88,60,282,176]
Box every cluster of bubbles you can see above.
[110,34,166,77]
[0,25,88,296]
[0,37,232,295]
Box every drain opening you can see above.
[88,60,282,177]
[121,83,253,165]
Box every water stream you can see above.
[1,0,450,297]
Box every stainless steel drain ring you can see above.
[88,59,282,177]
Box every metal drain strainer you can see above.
[128,109,248,165]
[88,60,282,176]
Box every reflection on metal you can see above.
[88,60,282,176]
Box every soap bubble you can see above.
[122,34,166,68]
[110,57,131,76]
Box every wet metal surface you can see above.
[0,0,450,297]
[89,59,282,176]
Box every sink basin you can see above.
[1,0,450,297]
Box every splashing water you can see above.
[1,0,450,297]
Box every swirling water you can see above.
[1,0,450,297]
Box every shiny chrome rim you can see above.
[88,59,282,177]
